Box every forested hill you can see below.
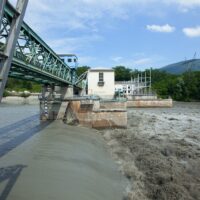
[160,59,200,74]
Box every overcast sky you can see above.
[10,0,200,70]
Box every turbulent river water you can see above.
[100,102,200,200]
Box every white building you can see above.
[115,81,137,96]
[87,69,115,99]
[114,71,153,97]
[115,79,151,97]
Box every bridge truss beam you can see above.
[0,1,83,101]
[0,0,28,101]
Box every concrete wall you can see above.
[100,101,127,109]
[128,95,158,100]
[127,99,173,108]
[91,110,127,129]
[42,100,127,129]
[87,70,115,99]
[69,101,127,128]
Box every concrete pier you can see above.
[39,85,127,128]
[41,99,127,129]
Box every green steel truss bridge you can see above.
[0,0,83,100]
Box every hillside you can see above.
[160,59,200,74]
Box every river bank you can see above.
[99,102,200,200]
[2,96,39,105]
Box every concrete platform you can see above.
[0,121,126,200]
[127,99,173,108]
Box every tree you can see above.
[113,66,132,81]
[76,66,90,77]
[183,71,198,101]
[5,78,41,92]
[22,81,33,90]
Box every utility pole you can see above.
[145,70,147,95]
[150,68,152,94]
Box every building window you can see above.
[99,72,104,82]
[98,72,104,86]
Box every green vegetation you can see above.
[3,90,9,97]
[76,66,90,76]
[113,66,132,81]
[5,78,41,93]
[4,66,200,101]
[150,69,200,101]
[113,66,200,101]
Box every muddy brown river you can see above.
[0,102,200,200]
[0,103,127,200]
[100,102,200,200]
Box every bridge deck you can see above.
[0,120,126,200]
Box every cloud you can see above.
[6,0,177,36]
[133,58,152,65]
[183,26,200,38]
[46,34,103,54]
[110,53,167,69]
[112,56,123,62]
[7,0,200,69]
[163,0,200,13]
[111,56,153,68]
[23,0,135,34]
[168,0,200,8]
[146,24,175,33]
[8,0,198,38]
[78,56,96,65]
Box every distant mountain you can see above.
[160,59,200,74]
